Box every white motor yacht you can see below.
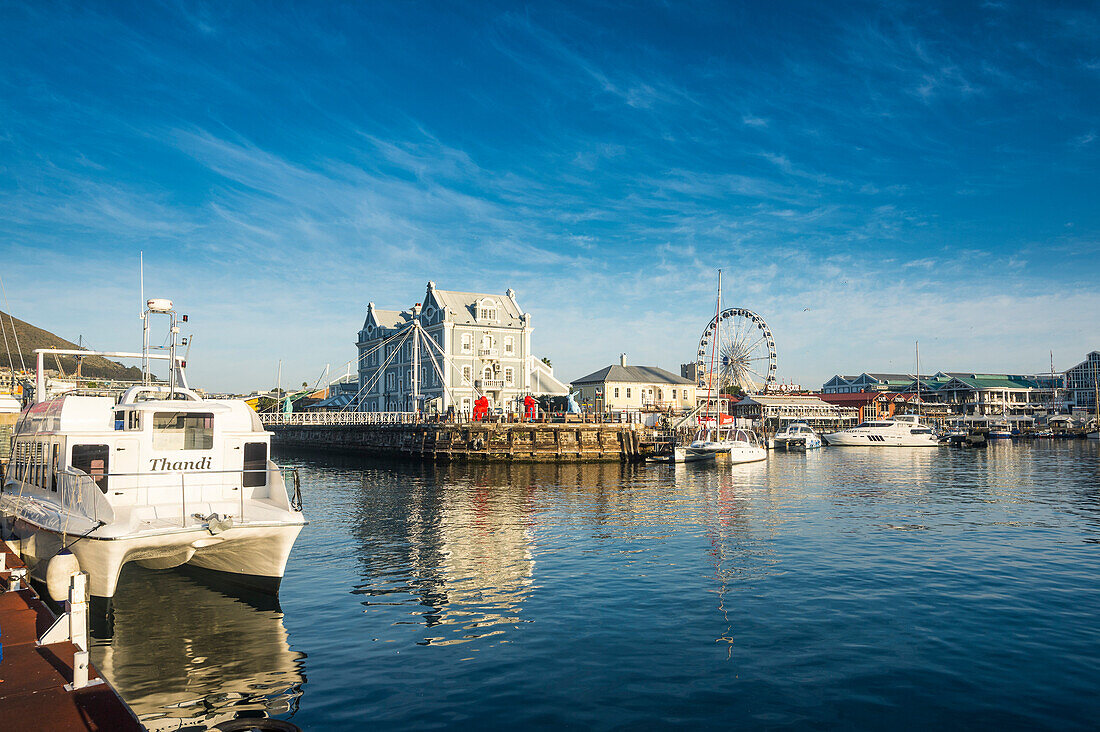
[689,427,767,463]
[0,300,306,602]
[823,414,939,447]
[772,422,822,451]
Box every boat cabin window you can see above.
[910,428,933,435]
[114,410,143,431]
[72,444,109,493]
[51,444,59,492]
[152,412,214,450]
[243,442,268,487]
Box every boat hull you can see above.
[648,447,715,464]
[774,436,822,451]
[823,432,939,447]
[690,445,767,463]
[3,515,302,599]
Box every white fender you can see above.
[46,550,81,602]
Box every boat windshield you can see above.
[152,412,214,450]
[733,429,756,444]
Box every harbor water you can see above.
[91,442,1100,730]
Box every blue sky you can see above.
[1,0,1098,392]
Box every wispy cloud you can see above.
[0,0,1096,391]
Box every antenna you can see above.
[140,251,149,384]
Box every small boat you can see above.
[0,298,306,603]
[689,427,767,463]
[987,421,1012,439]
[647,446,715,464]
[772,422,822,451]
[823,414,939,447]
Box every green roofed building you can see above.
[822,369,1065,417]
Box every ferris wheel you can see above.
[696,308,777,394]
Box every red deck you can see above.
[0,544,142,731]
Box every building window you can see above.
[614,387,620,398]
[478,301,498,321]
[462,333,472,353]
[462,366,472,384]
[657,389,663,401]
[626,388,632,398]
[672,388,677,399]
[386,372,396,391]
[461,397,472,412]
[505,336,514,354]
[505,367,514,385]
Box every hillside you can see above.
[0,310,144,380]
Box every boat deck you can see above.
[0,543,142,731]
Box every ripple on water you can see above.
[93,443,1100,729]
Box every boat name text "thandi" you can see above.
[148,457,214,471]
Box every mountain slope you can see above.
[0,310,143,380]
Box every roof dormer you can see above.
[476,297,498,323]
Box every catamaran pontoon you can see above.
[0,299,306,601]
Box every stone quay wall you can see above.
[268,422,648,462]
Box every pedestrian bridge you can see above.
[258,411,418,426]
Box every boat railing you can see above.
[57,466,302,528]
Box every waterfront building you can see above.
[356,282,568,414]
[822,373,915,394]
[0,367,25,395]
[733,394,858,429]
[822,368,1065,417]
[572,355,695,412]
[1064,351,1100,411]
[919,374,1054,417]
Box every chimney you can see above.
[619,353,627,367]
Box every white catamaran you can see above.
[0,299,306,601]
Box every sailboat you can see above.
[687,270,766,464]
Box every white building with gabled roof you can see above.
[570,354,696,412]
[356,281,568,414]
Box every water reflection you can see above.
[90,565,305,731]
[350,462,539,646]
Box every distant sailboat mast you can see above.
[711,270,722,433]
[915,340,921,419]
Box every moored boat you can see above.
[0,299,306,602]
[647,446,716,464]
[823,414,939,447]
[772,421,822,451]
[689,427,767,463]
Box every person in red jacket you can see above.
[523,394,537,421]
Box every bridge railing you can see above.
[259,411,419,426]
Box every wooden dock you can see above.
[0,543,142,731]
[268,421,650,462]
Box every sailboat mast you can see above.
[714,269,721,430]
[915,340,921,419]
[1050,350,1056,413]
